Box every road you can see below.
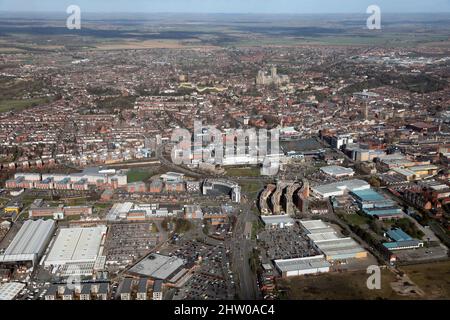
[228,199,260,300]
[156,143,269,299]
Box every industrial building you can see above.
[313,238,368,261]
[0,282,26,300]
[0,219,55,266]
[320,165,355,178]
[274,255,330,277]
[261,215,295,229]
[300,219,367,261]
[351,189,404,219]
[128,253,186,282]
[311,179,370,198]
[44,226,107,273]
[106,202,174,221]
[383,228,424,251]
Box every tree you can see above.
[369,176,381,188]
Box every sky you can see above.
[0,0,450,14]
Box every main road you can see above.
[157,143,264,299]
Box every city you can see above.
[0,0,449,308]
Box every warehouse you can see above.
[128,253,186,281]
[261,215,295,229]
[274,255,330,277]
[383,228,424,251]
[0,282,26,300]
[300,219,367,261]
[313,238,368,261]
[320,165,355,178]
[0,219,55,266]
[299,219,332,232]
[351,189,404,219]
[44,225,107,267]
[311,179,370,198]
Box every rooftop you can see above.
[274,255,330,272]
[320,165,354,176]
[351,189,386,202]
[45,225,107,265]
[0,219,55,264]
[312,179,370,197]
[0,282,26,300]
[386,228,413,242]
[128,254,185,281]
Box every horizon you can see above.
[1,0,450,14]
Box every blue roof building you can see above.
[386,228,412,242]
[351,188,404,219]
[383,228,424,251]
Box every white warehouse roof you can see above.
[0,219,55,265]
[274,255,330,273]
[129,253,185,280]
[261,215,295,227]
[299,219,329,231]
[307,232,340,242]
[300,219,367,261]
[45,226,107,266]
[312,179,370,198]
[0,282,26,300]
[314,238,366,259]
[320,165,354,177]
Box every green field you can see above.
[340,212,371,227]
[225,167,261,177]
[126,169,152,183]
[240,181,263,195]
[0,98,51,113]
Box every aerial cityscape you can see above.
[0,0,449,306]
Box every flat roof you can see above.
[299,219,329,231]
[383,240,423,250]
[0,282,26,300]
[351,189,386,202]
[409,165,439,172]
[312,179,370,197]
[320,165,354,176]
[307,232,340,242]
[129,254,185,281]
[314,238,366,256]
[0,219,55,264]
[274,255,330,272]
[261,215,295,225]
[386,228,412,242]
[45,226,107,265]
[363,207,403,217]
